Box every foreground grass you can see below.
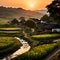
[12,43,57,60]
[0,37,21,58]
[51,41,60,60]
[51,51,60,60]
[13,33,60,60]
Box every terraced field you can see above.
[0,28,22,36]
[30,33,60,45]
[0,28,21,30]
[32,34,60,40]
[12,43,57,60]
[0,37,21,58]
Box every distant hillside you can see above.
[35,10,47,15]
[0,6,44,19]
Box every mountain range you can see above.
[0,6,47,19]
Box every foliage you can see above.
[46,0,60,23]
[10,18,19,25]
[0,37,21,58]
[21,36,40,48]
[12,43,57,60]
[24,19,37,28]
[40,14,50,21]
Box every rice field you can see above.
[0,28,22,36]
[0,37,21,58]
[32,34,60,40]
[0,28,22,31]
[12,43,57,60]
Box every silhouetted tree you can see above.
[19,17,25,24]
[46,0,60,23]
[11,18,19,25]
[40,14,49,21]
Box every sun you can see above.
[29,3,34,8]
[28,3,35,10]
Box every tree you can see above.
[46,0,60,23]
[19,17,25,24]
[24,19,37,28]
[11,18,19,25]
[24,19,38,34]
[40,14,50,21]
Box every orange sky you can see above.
[0,0,52,10]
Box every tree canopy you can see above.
[40,14,49,21]
[24,19,37,28]
[11,18,18,25]
[46,0,60,23]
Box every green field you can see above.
[12,33,60,60]
[0,18,10,24]
[0,28,22,31]
[21,33,60,48]
[12,43,57,60]
[0,28,60,59]
[32,34,60,38]
[32,34,60,40]
[0,37,21,58]
[0,28,22,36]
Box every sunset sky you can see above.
[0,0,52,10]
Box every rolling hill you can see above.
[0,6,44,19]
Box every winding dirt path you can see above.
[2,37,31,60]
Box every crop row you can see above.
[13,43,57,60]
[0,37,21,58]
[31,34,60,42]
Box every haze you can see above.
[0,0,52,10]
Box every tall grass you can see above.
[0,37,21,58]
[12,43,57,60]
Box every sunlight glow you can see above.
[29,3,34,8]
[0,0,52,10]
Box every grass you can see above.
[20,33,60,48]
[52,41,60,60]
[0,28,22,31]
[12,43,57,60]
[0,28,22,36]
[51,51,60,60]
[32,34,60,38]
[0,18,10,24]
[0,31,20,33]
[31,34,60,41]
[13,33,59,60]
[0,28,59,60]
[0,37,22,58]
[22,36,40,48]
